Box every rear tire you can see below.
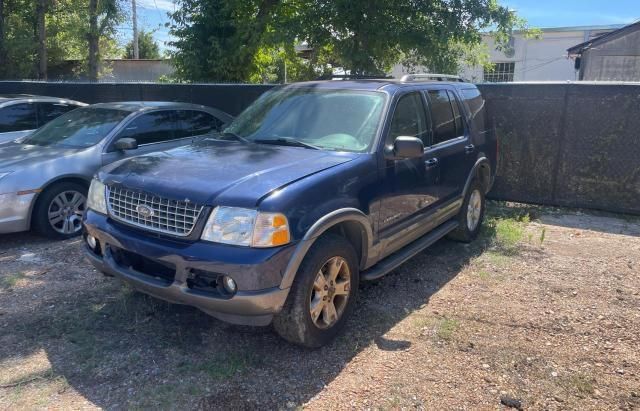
[33,182,87,240]
[448,179,486,243]
[273,234,359,348]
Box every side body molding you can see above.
[279,208,374,290]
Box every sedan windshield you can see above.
[22,107,130,148]
[224,88,386,152]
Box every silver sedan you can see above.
[0,101,232,238]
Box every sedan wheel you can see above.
[48,190,86,235]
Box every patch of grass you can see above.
[478,270,492,280]
[435,317,460,341]
[1,272,26,289]
[495,218,525,250]
[179,352,259,380]
[562,374,595,396]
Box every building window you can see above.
[484,62,515,82]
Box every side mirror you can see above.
[386,136,424,159]
[114,137,138,151]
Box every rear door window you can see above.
[461,88,486,132]
[447,90,465,136]
[386,92,429,147]
[117,111,176,145]
[427,90,458,145]
[0,103,37,132]
[37,102,78,127]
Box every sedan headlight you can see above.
[201,206,291,247]
[87,179,107,215]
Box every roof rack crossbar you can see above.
[400,73,464,82]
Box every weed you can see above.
[495,219,525,250]
[562,374,595,396]
[179,352,257,380]
[1,272,26,289]
[539,227,546,245]
[435,318,460,341]
[478,270,492,280]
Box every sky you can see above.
[122,0,640,54]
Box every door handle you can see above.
[425,158,439,169]
[465,144,475,154]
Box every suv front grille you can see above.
[106,185,204,237]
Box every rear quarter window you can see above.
[461,88,486,132]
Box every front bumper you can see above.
[83,211,295,326]
[0,192,36,234]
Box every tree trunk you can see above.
[36,0,47,79]
[88,0,99,81]
[131,0,139,59]
[0,0,6,79]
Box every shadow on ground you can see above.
[0,230,499,409]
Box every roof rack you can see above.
[316,74,394,81]
[400,73,465,83]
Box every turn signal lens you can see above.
[253,212,291,247]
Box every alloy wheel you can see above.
[48,190,87,235]
[309,256,351,329]
[466,189,482,231]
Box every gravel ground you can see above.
[0,203,638,410]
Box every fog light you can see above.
[86,235,97,250]
[221,275,237,294]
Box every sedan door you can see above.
[101,110,191,166]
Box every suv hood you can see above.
[100,140,357,207]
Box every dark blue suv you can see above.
[83,77,496,347]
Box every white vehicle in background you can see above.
[0,94,86,144]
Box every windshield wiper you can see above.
[219,131,250,144]
[253,137,320,150]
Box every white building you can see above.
[391,24,624,82]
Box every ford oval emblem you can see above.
[136,204,155,218]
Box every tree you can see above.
[124,30,160,59]
[87,0,121,80]
[36,0,47,79]
[293,0,530,75]
[169,0,531,82]
[167,0,283,82]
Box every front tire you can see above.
[273,234,359,348]
[33,182,87,240]
[448,179,486,243]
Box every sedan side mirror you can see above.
[386,136,424,159]
[114,137,138,151]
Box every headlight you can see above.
[0,171,12,181]
[87,179,107,215]
[201,206,291,247]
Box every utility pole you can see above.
[132,0,139,59]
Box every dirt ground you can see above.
[0,202,639,410]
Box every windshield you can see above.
[224,88,386,152]
[22,107,130,148]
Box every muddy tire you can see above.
[448,179,486,243]
[273,234,359,348]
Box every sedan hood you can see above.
[0,142,82,169]
[100,139,357,206]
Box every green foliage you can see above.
[0,0,122,80]
[168,0,533,82]
[124,29,161,59]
